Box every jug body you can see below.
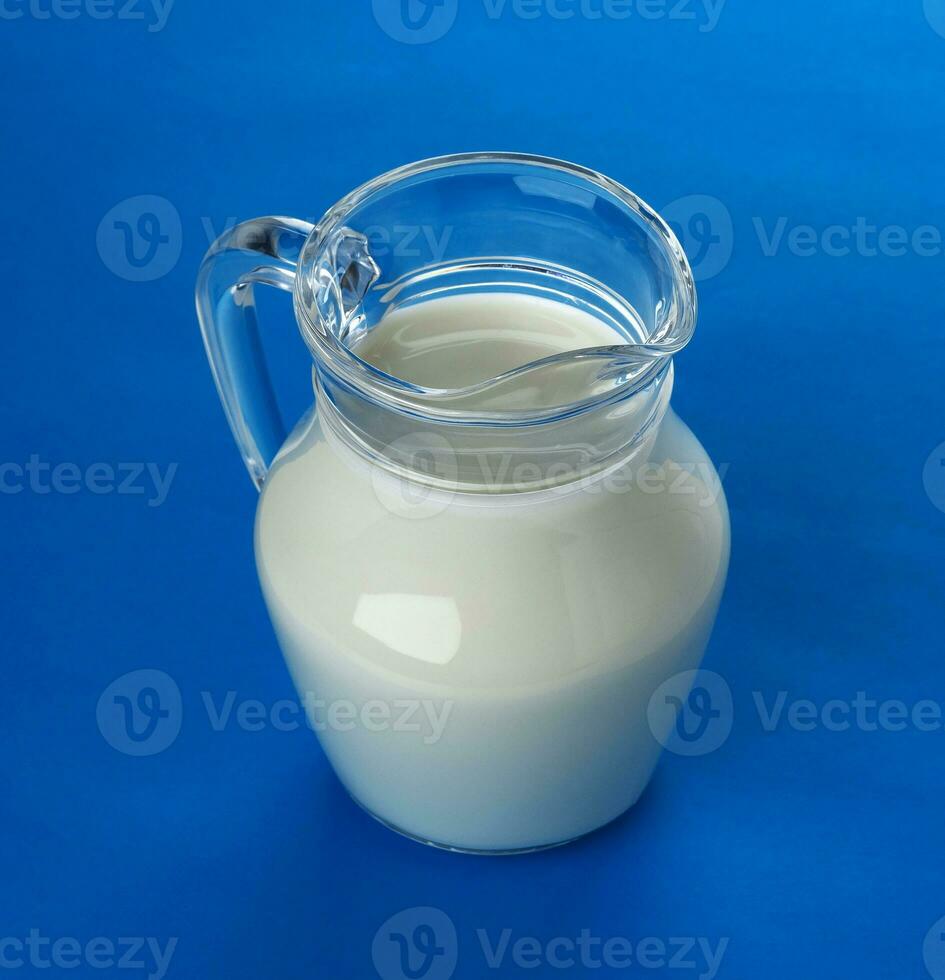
[255,397,728,852]
[196,153,730,853]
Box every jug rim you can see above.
[294,151,696,427]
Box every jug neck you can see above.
[314,361,674,495]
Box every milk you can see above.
[255,293,729,852]
[353,292,628,391]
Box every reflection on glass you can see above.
[353,593,462,665]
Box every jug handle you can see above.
[196,217,315,491]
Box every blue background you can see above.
[3,1,945,977]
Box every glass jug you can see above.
[196,153,729,854]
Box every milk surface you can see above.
[354,292,625,391]
[255,293,729,851]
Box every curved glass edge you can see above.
[292,152,697,428]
